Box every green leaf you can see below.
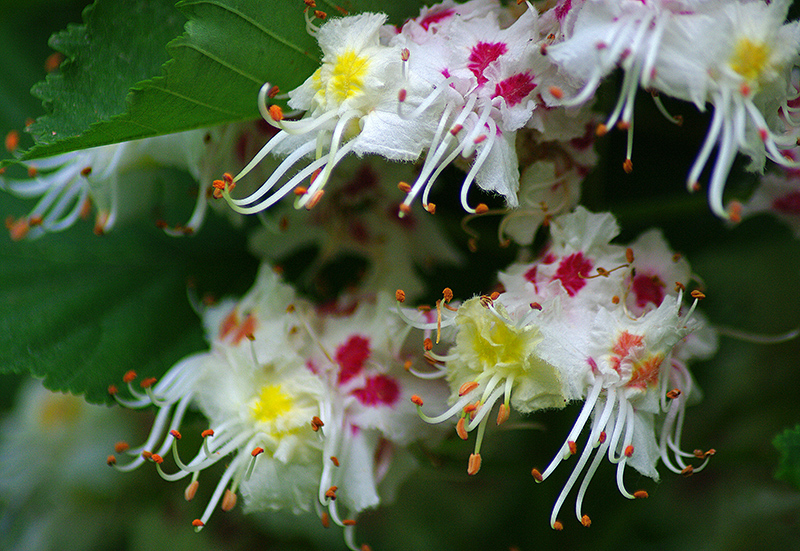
[17,0,426,162]
[25,0,187,154]
[774,425,800,490]
[0,193,258,404]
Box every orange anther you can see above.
[456,417,469,440]
[681,465,694,477]
[411,395,424,406]
[442,288,453,302]
[463,402,478,415]
[675,281,686,292]
[530,302,542,310]
[81,166,93,177]
[690,290,705,299]
[221,489,237,511]
[268,104,284,121]
[395,289,406,303]
[467,453,482,475]
[626,247,634,263]
[330,456,340,467]
[251,447,264,457]
[108,385,118,395]
[553,521,564,531]
[496,403,510,425]
[321,512,330,528]
[425,203,436,214]
[666,389,681,399]
[728,201,742,223]
[531,468,543,482]
[305,190,325,210]
[106,455,116,466]
[599,431,607,444]
[595,123,608,136]
[634,490,649,499]
[361,545,372,551]
[185,480,199,501]
[122,370,137,383]
[314,10,327,20]
[304,0,316,7]
[475,203,489,214]
[5,130,19,152]
[490,291,500,301]
[690,181,701,192]
[423,338,433,351]
[267,85,280,98]
[612,295,620,304]
[114,441,130,453]
[568,441,578,455]
[459,381,479,396]
[450,124,463,136]
[201,429,214,438]
[192,519,204,528]
[311,416,324,431]
[624,445,634,457]
[151,454,164,464]
[549,86,563,99]
[581,515,591,527]
[672,253,682,262]
[397,181,411,193]
[617,121,631,131]
[622,159,633,173]
[325,485,338,499]
[403,359,412,371]
[342,519,357,526]
[140,377,157,389]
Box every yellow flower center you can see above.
[329,49,370,103]
[250,384,293,424]
[729,38,770,84]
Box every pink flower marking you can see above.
[468,42,508,85]
[493,72,536,107]
[632,273,666,308]
[551,252,592,296]
[351,374,400,407]
[772,190,800,215]
[336,335,371,384]
[418,8,455,31]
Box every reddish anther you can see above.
[141,451,153,460]
[681,465,694,476]
[123,370,137,383]
[192,519,204,527]
[411,395,424,406]
[475,203,489,214]
[598,431,607,444]
[321,512,330,528]
[115,441,130,453]
[397,181,411,193]
[423,338,433,351]
[108,385,118,395]
[459,381,479,396]
[626,247,634,263]
[330,456,340,467]
[425,203,436,214]
[634,490,649,499]
[342,519,357,526]
[531,468,543,482]
[690,290,706,299]
[201,429,214,438]
[581,515,591,527]
[185,480,199,501]
[549,86,563,99]
[395,289,406,303]
[251,447,265,457]
[398,89,407,102]
[624,445,635,457]
[553,521,564,531]
[106,455,116,466]
[221,489,237,511]
[467,453,482,476]
[666,389,682,399]
[595,123,608,136]
[268,104,284,121]
[325,485,338,499]
[622,159,633,173]
[140,377,157,389]
[456,417,469,440]
[399,203,412,216]
[151,454,164,464]
[530,302,542,310]
[80,166,93,177]
[568,441,578,455]
[5,130,19,152]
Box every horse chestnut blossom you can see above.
[107,266,447,550]
[547,0,800,219]
[397,208,717,528]
[1,130,207,240]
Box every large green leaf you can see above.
[17,0,426,162]
[25,0,187,153]
[0,193,258,404]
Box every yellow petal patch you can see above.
[729,38,770,83]
[329,49,370,103]
[251,384,293,424]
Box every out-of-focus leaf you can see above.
[0,193,258,404]
[775,425,800,490]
